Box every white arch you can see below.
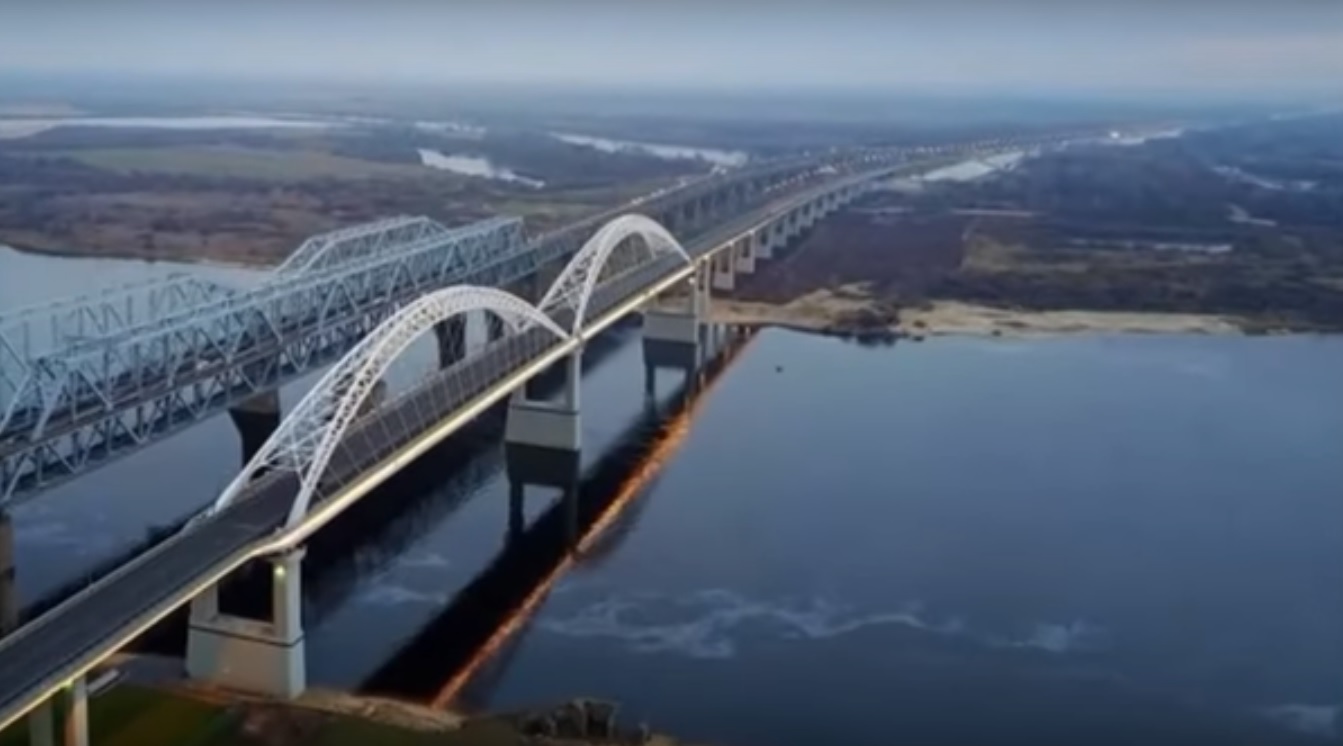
[209,285,569,530]
[539,214,691,335]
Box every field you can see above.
[728,114,1343,335]
[0,123,705,265]
[48,146,437,181]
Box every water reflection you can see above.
[360,327,755,709]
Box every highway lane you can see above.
[0,153,923,728]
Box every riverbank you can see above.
[1,239,272,270]
[2,669,703,741]
[1,658,697,746]
[692,288,1272,338]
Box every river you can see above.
[2,246,1341,745]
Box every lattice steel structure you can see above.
[0,217,530,503]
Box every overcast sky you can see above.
[1,1,1340,96]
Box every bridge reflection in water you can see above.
[360,325,755,707]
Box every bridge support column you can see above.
[486,313,507,343]
[62,676,88,746]
[28,700,54,746]
[1,510,16,636]
[433,317,467,369]
[756,229,774,261]
[504,443,581,546]
[229,390,280,467]
[711,248,735,293]
[735,236,756,275]
[186,548,306,699]
[505,351,581,452]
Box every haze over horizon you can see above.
[0,0,1340,101]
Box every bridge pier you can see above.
[711,248,736,293]
[0,510,15,636]
[505,350,582,452]
[228,390,281,467]
[185,548,306,699]
[433,317,467,369]
[486,312,507,343]
[756,228,775,261]
[504,443,581,546]
[23,673,88,746]
[735,235,756,275]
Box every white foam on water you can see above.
[1259,703,1340,738]
[356,583,449,608]
[1006,620,1109,654]
[396,552,451,570]
[539,589,1089,661]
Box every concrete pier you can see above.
[504,443,581,545]
[711,249,735,292]
[505,351,582,452]
[185,548,307,699]
[0,510,15,636]
[433,317,467,369]
[735,235,756,275]
[228,390,280,466]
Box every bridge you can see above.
[0,133,1079,745]
[0,134,1068,505]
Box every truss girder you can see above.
[0,217,530,504]
[274,215,455,276]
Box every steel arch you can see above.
[209,285,569,529]
[539,214,690,335]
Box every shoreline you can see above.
[5,241,1335,337]
[97,652,693,745]
[0,240,275,271]
[692,291,1332,339]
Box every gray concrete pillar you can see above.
[643,261,703,392]
[28,700,53,746]
[63,676,88,746]
[185,548,307,699]
[1,510,15,635]
[711,247,735,292]
[756,229,774,261]
[486,313,507,343]
[736,236,756,275]
[505,350,582,451]
[228,390,280,467]
[433,317,467,369]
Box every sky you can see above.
[0,0,1340,97]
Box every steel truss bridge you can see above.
[0,140,1015,504]
[0,132,1088,736]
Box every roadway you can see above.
[0,159,891,730]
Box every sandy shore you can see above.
[690,289,1248,337]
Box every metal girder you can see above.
[274,216,454,276]
[0,275,237,391]
[0,217,529,504]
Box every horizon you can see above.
[0,1,1340,102]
